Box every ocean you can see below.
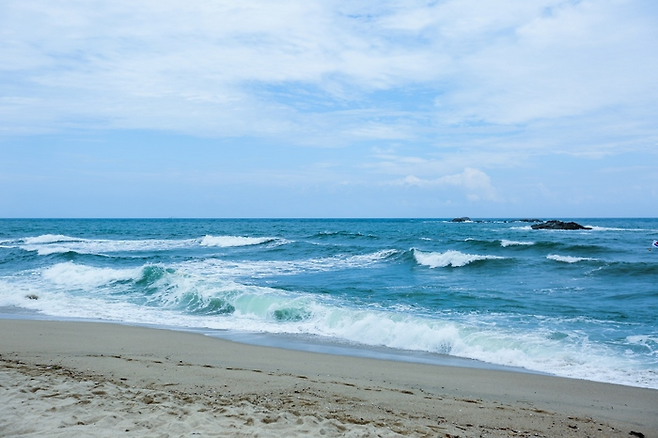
[1,218,656,389]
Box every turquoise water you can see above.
[1,218,657,388]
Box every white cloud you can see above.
[0,0,656,159]
[438,1,658,124]
[393,167,499,201]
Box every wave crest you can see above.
[500,240,534,247]
[413,249,504,268]
[42,262,142,288]
[547,254,596,263]
[200,235,279,247]
[24,234,83,245]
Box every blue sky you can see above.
[1,0,657,218]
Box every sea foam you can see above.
[20,234,197,255]
[18,233,288,256]
[23,234,82,245]
[3,218,658,390]
[3,257,657,389]
[547,254,596,263]
[178,249,398,279]
[42,262,143,288]
[200,235,280,247]
[500,240,534,247]
[413,249,504,268]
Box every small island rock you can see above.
[531,220,591,230]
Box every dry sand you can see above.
[1,319,656,437]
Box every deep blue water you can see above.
[1,218,657,388]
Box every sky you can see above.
[1,0,657,218]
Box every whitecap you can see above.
[547,254,596,263]
[21,237,198,255]
[177,249,399,279]
[413,249,504,268]
[200,235,278,247]
[23,234,82,245]
[500,240,534,247]
[42,262,143,288]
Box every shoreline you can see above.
[1,319,657,437]
[0,311,552,375]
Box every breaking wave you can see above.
[3,260,655,389]
[413,249,505,268]
[15,233,286,256]
[199,235,282,247]
[500,240,534,247]
[547,254,597,263]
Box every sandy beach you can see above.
[1,319,656,437]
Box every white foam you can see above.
[3,263,658,389]
[547,254,595,263]
[42,262,143,288]
[23,245,83,256]
[23,234,81,245]
[20,235,198,255]
[626,335,658,355]
[14,233,291,256]
[178,249,398,279]
[500,240,534,247]
[303,310,658,389]
[199,235,280,247]
[414,249,504,268]
[585,226,640,231]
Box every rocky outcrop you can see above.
[531,220,591,230]
[451,217,471,222]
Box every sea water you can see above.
[0,218,656,388]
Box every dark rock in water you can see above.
[452,217,471,223]
[531,220,591,230]
[519,219,543,223]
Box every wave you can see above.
[9,261,319,323]
[591,261,658,277]
[413,249,505,268]
[584,226,658,232]
[459,238,535,251]
[199,235,282,247]
[15,233,286,256]
[23,234,83,245]
[5,264,656,389]
[19,235,197,256]
[528,241,609,256]
[42,262,144,288]
[463,238,534,248]
[500,240,534,247]
[1,259,656,389]
[179,249,400,278]
[312,230,378,239]
[547,254,597,263]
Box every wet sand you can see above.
[1,319,656,437]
